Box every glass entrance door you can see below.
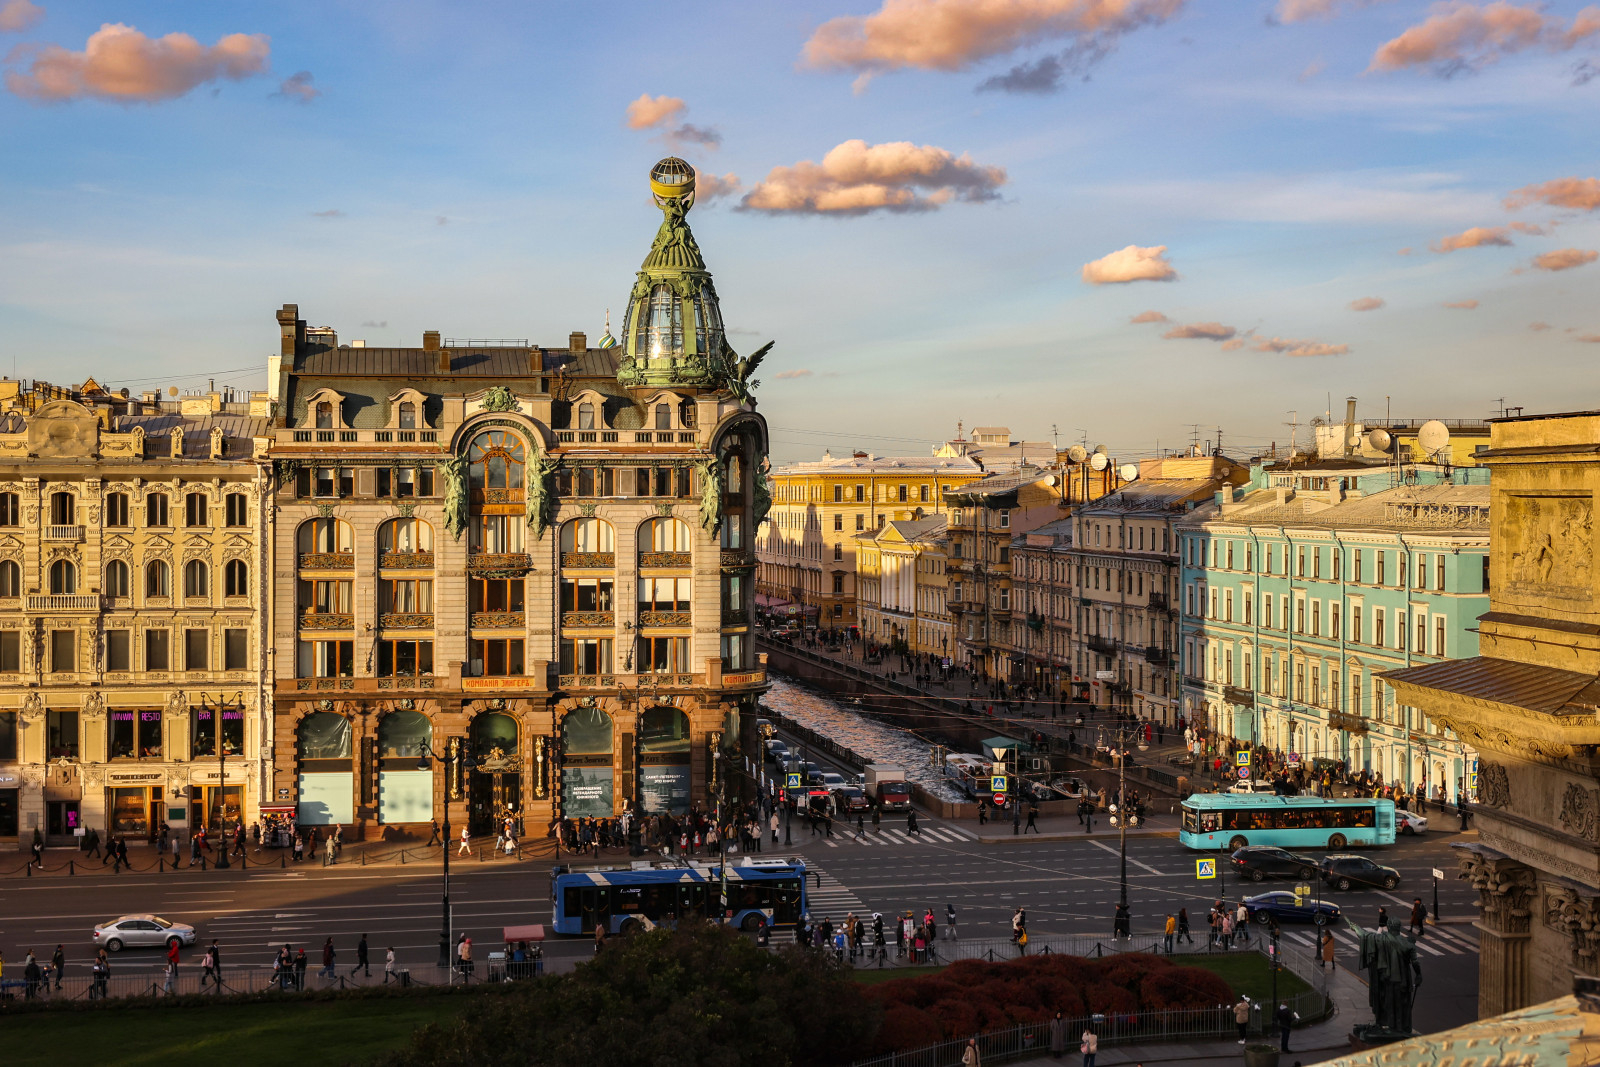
[468,772,521,836]
[46,800,79,843]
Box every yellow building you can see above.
[755,451,981,632]
[855,516,952,656]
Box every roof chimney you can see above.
[569,332,587,354]
[423,330,447,372]
[1343,397,1357,458]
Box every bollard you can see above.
[240,853,246,869]
[401,849,407,865]
[26,860,32,877]
[69,860,75,876]
[361,851,367,867]
[281,853,287,868]
[479,848,484,862]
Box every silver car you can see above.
[93,914,197,952]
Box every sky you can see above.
[0,0,1597,464]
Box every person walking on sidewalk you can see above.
[163,939,179,994]
[459,825,472,855]
[1276,1001,1295,1052]
[383,947,397,984]
[353,934,370,978]
[1025,805,1039,833]
[324,833,337,866]
[1234,996,1251,1043]
[1079,1028,1098,1067]
[1319,928,1336,971]
[50,945,65,990]
[1113,902,1131,940]
[427,820,441,846]
[1163,913,1176,954]
[201,942,219,989]
[294,948,308,990]
[319,938,337,980]
[946,904,957,940]
[1178,907,1193,944]
[1236,901,1251,944]
[85,827,101,860]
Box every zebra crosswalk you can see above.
[769,863,870,943]
[810,824,980,848]
[1281,922,1478,957]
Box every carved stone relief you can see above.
[1460,850,1538,934]
[1479,762,1511,808]
[1561,783,1600,842]
[1505,494,1594,600]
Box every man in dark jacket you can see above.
[354,934,370,977]
[293,948,309,989]
[51,945,65,990]
[1276,1002,1295,1052]
[320,937,336,980]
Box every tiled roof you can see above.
[117,413,270,459]
[291,346,622,378]
[1189,482,1489,532]
[1080,479,1218,512]
[773,455,983,475]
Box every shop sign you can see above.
[277,788,292,800]
[194,768,246,782]
[107,772,164,783]
[462,678,526,689]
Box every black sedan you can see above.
[1243,891,1341,927]
[1230,846,1319,883]
[1319,854,1401,891]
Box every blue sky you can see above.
[0,0,1596,462]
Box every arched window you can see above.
[640,516,691,553]
[655,403,671,430]
[0,559,19,596]
[48,559,76,595]
[578,402,595,430]
[297,517,353,554]
[560,518,615,554]
[638,706,691,815]
[315,402,334,429]
[224,559,248,597]
[298,711,352,760]
[378,709,432,758]
[50,491,74,525]
[146,559,171,597]
[184,560,209,598]
[468,430,526,494]
[562,707,613,754]
[470,712,518,756]
[640,707,690,753]
[379,517,434,554]
[398,402,416,430]
[105,560,130,598]
[644,283,682,360]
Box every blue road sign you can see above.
[786,772,802,790]
[990,775,1007,793]
[1196,858,1217,880]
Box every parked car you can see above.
[1395,809,1428,835]
[765,740,790,765]
[1319,854,1401,891]
[93,914,197,952]
[834,786,872,814]
[1243,891,1340,927]
[1230,846,1319,883]
[818,772,850,791]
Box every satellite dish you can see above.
[1366,428,1392,452]
[1067,445,1088,464]
[1417,420,1451,457]
[1119,463,1139,481]
[1092,443,1107,455]
[1044,474,1058,487]
[1090,453,1109,471]
[167,386,179,397]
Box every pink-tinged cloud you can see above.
[624,93,686,130]
[1163,321,1235,341]
[1505,176,1600,212]
[800,0,1185,79]
[1397,246,1414,255]
[275,70,318,103]
[1532,248,1598,271]
[739,139,1006,215]
[774,369,814,380]
[6,22,269,102]
[1369,1,1600,75]
[1577,334,1600,343]
[1530,321,1553,331]
[1129,310,1169,324]
[1220,338,1246,351]
[1348,296,1386,311]
[694,170,742,202]
[1082,244,1177,285]
[1255,336,1349,356]
[1432,225,1512,252]
[0,0,43,33]
[1443,298,1480,308]
[1277,0,1387,22]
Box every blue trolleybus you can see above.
[550,856,808,936]
[1179,793,1396,851]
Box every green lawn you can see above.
[0,996,464,1066]
[1172,952,1313,1004]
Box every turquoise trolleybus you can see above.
[550,856,807,936]
[1179,793,1396,851]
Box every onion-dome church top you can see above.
[617,158,770,402]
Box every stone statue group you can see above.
[1351,918,1424,1039]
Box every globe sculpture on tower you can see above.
[616,158,772,403]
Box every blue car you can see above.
[1243,891,1341,927]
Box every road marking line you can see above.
[1087,840,1162,875]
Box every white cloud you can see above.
[741,140,1006,216]
[1082,245,1177,285]
[6,22,269,103]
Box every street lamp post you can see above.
[198,693,243,870]
[1107,724,1150,915]
[418,740,454,971]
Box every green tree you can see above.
[397,922,878,1067]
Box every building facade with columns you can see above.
[855,515,952,656]
[1385,410,1600,1019]
[267,159,770,840]
[0,379,272,847]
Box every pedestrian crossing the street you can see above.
[1280,923,1478,957]
[770,864,869,943]
[811,823,979,848]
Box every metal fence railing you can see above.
[824,933,1167,967]
[0,963,512,1007]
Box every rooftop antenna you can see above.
[1051,423,1059,450]
[1493,397,1506,418]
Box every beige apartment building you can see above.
[855,516,953,656]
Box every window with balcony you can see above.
[475,638,528,676]
[398,402,417,430]
[105,630,130,671]
[377,639,434,677]
[106,492,130,527]
[560,517,614,556]
[380,517,434,560]
[297,517,353,560]
[639,577,691,614]
[145,560,170,597]
[298,639,354,678]
[50,491,74,525]
[185,492,208,527]
[50,629,75,672]
[224,629,248,670]
[224,559,248,597]
[640,636,690,672]
[183,560,209,598]
[185,629,209,671]
[382,578,435,614]
[145,628,170,670]
[721,513,744,549]
[722,632,749,669]
[561,577,614,619]
[468,577,521,617]
[316,402,334,430]
[470,514,526,554]
[299,579,353,617]
[146,493,169,527]
[49,559,77,595]
[0,492,17,526]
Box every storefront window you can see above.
[470,712,518,757]
[0,789,16,837]
[378,710,431,758]
[562,707,613,754]
[111,787,151,836]
[639,707,690,753]
[192,703,244,757]
[298,712,351,760]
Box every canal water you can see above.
[761,676,966,803]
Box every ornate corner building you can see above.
[0,379,271,846]
[267,159,771,838]
[1385,410,1600,1019]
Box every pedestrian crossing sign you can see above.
[786,772,801,790]
[1196,858,1217,880]
[990,775,1008,793]
[1235,751,1251,767]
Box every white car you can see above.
[93,914,197,952]
[1395,809,1429,835]
[819,772,849,790]
[1228,780,1275,794]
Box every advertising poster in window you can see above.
[561,766,613,818]
[639,765,691,815]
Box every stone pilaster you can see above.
[1460,849,1538,1016]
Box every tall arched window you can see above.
[315,402,334,429]
[655,403,671,430]
[0,560,21,596]
[379,517,434,554]
[224,559,248,597]
[48,559,77,595]
[468,431,526,494]
[398,402,417,430]
[640,516,691,553]
[297,518,353,554]
[146,559,171,597]
[50,491,74,525]
[560,518,615,554]
[105,560,130,598]
[184,560,209,598]
[645,284,682,360]
[577,402,595,430]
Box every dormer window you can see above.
[316,402,333,429]
[399,403,416,430]
[655,404,671,430]
[578,403,595,431]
